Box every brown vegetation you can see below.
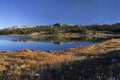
[0,39,119,80]
[64,39,120,55]
[0,49,84,80]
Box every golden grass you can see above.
[64,39,120,55]
[0,49,82,76]
[0,38,119,79]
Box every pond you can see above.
[0,36,113,52]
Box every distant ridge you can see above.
[3,23,120,29]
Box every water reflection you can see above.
[10,36,114,44]
[0,36,117,52]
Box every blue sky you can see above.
[0,0,120,28]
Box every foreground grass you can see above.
[0,50,82,80]
[41,50,120,80]
[0,39,119,80]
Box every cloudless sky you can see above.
[0,0,120,28]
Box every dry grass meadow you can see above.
[0,39,119,80]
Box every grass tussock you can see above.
[0,49,82,79]
[65,39,120,56]
[0,39,119,80]
[42,50,120,80]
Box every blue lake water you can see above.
[0,36,103,52]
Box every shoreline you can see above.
[0,38,119,79]
[0,38,119,55]
[0,36,119,53]
[0,32,120,37]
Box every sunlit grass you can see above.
[0,39,119,80]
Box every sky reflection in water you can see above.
[0,36,101,52]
